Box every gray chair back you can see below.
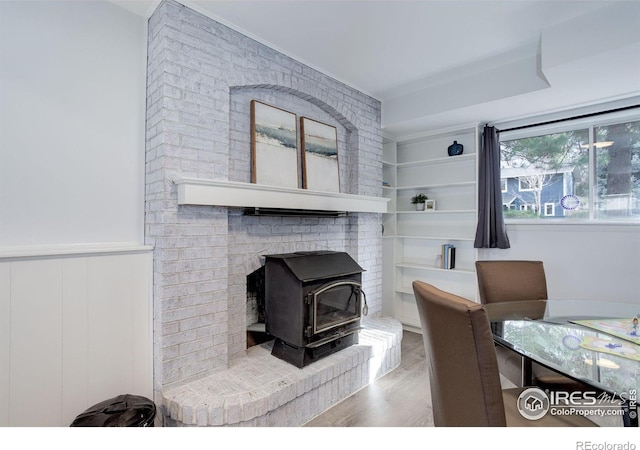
[412,280,506,426]
[475,260,548,305]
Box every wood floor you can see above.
[304,330,434,427]
[303,330,621,428]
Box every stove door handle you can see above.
[310,280,362,297]
[355,286,368,316]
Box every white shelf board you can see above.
[396,181,476,190]
[396,153,476,168]
[393,235,476,241]
[175,177,389,213]
[395,209,476,214]
[395,262,475,274]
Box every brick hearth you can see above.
[161,317,402,426]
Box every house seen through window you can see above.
[499,112,640,221]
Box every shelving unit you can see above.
[382,126,480,330]
[381,138,398,319]
[382,139,397,236]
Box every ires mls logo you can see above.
[517,387,551,420]
[516,387,634,421]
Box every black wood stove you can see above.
[264,251,366,368]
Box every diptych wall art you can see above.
[250,100,299,188]
[250,100,340,193]
[300,117,340,193]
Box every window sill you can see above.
[504,219,640,232]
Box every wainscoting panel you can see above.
[0,263,10,426]
[11,259,64,426]
[62,257,89,427]
[0,246,153,426]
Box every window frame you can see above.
[497,107,640,225]
[544,203,555,217]
[518,177,535,192]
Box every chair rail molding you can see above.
[0,242,153,261]
[174,177,389,214]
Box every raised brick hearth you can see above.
[162,317,402,426]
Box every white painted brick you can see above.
[148,0,383,391]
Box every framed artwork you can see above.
[425,199,436,211]
[300,117,340,192]
[251,100,299,188]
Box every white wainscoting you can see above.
[0,244,153,426]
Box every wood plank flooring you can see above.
[304,330,434,427]
[303,329,620,428]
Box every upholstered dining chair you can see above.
[475,260,548,305]
[413,281,594,427]
[475,260,585,391]
[412,280,595,427]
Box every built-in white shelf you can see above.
[393,235,476,241]
[396,181,476,190]
[395,262,476,274]
[382,126,480,329]
[396,153,476,168]
[396,209,476,214]
[175,177,389,213]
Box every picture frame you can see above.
[251,100,299,188]
[300,117,340,192]
[425,199,436,211]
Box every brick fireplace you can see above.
[145,0,400,425]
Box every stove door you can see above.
[310,281,361,335]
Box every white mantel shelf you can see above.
[175,177,389,213]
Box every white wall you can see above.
[0,2,152,426]
[0,1,146,247]
[479,223,640,304]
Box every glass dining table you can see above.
[486,299,640,427]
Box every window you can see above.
[501,178,507,192]
[544,203,555,216]
[518,177,535,192]
[500,111,640,221]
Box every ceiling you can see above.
[114,0,640,138]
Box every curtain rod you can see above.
[497,104,640,133]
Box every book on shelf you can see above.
[441,244,456,270]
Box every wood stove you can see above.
[264,251,366,368]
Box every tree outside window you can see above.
[595,121,640,219]
[500,116,640,221]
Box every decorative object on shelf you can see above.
[411,193,428,211]
[301,117,340,192]
[425,199,436,211]
[447,140,464,156]
[434,254,442,268]
[441,244,456,269]
[251,100,299,188]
